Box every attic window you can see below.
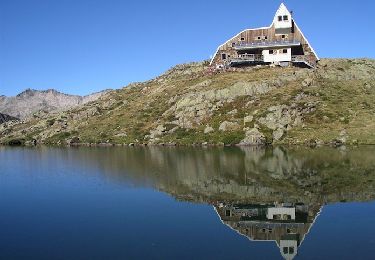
[240,37,245,41]
[283,49,288,54]
[283,15,289,21]
[257,36,261,40]
[221,53,227,60]
[278,16,282,21]
[232,42,235,47]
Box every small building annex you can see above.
[210,3,319,69]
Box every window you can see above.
[221,53,227,60]
[283,49,288,54]
[232,42,236,47]
[264,36,268,40]
[278,16,282,21]
[225,210,231,216]
[241,37,245,41]
[283,15,289,21]
[257,36,261,40]
[269,50,274,55]
[284,247,295,255]
[282,35,286,39]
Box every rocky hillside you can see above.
[0,113,19,124]
[1,58,374,146]
[0,88,110,119]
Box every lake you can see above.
[1,146,375,260]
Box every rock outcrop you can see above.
[0,113,19,124]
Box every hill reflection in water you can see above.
[52,145,375,203]
[2,145,375,259]
[66,145,375,260]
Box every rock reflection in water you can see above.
[69,145,375,205]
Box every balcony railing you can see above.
[228,54,263,65]
[233,40,301,50]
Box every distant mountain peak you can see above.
[1,88,111,119]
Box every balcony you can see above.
[233,40,301,50]
[228,54,263,65]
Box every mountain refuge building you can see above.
[210,3,319,69]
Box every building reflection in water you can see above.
[215,202,322,260]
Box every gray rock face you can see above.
[258,105,294,130]
[0,113,19,124]
[0,88,110,119]
[240,128,266,146]
[257,103,316,143]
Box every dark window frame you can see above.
[278,16,282,21]
[283,15,289,21]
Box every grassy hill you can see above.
[1,58,375,146]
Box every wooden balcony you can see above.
[228,54,263,66]
[233,40,301,50]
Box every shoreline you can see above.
[1,140,374,148]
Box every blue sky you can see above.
[1,0,374,96]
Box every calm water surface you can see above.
[1,146,375,259]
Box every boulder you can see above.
[204,126,214,134]
[67,136,80,145]
[337,129,349,144]
[273,128,285,141]
[243,115,254,124]
[149,125,167,138]
[240,128,266,146]
[219,121,240,132]
[302,77,313,87]
[227,109,238,115]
